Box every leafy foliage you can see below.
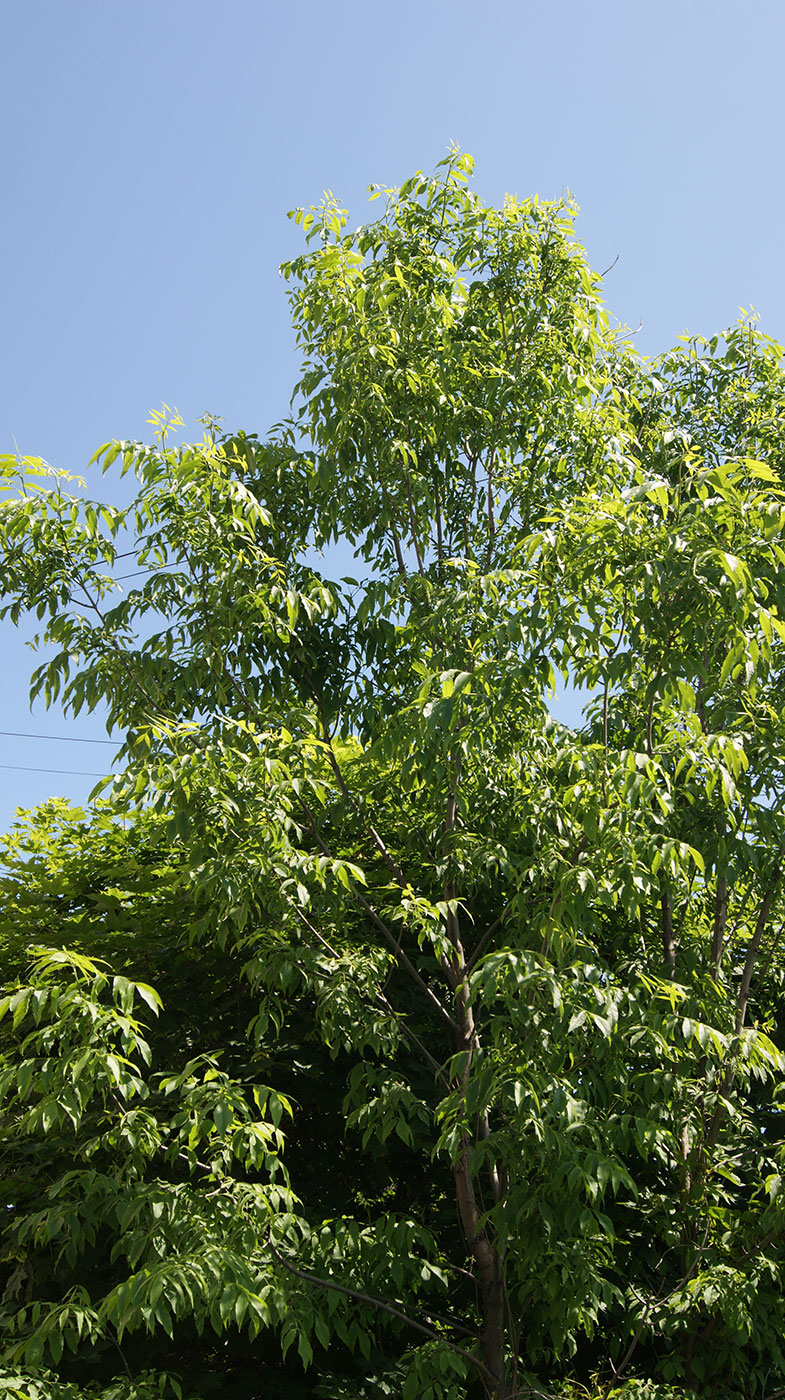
[2,148,785,1398]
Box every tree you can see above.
[2,147,785,1399]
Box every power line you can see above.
[0,730,117,778]
[0,764,112,777]
[0,730,116,746]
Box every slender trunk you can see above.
[480,1267,508,1398]
[445,751,511,1396]
[453,1144,509,1398]
[661,883,675,972]
[452,970,510,1395]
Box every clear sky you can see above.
[2,0,784,833]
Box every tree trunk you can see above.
[479,1259,509,1398]
[454,1145,510,1398]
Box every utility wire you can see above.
[0,730,116,745]
[0,731,118,780]
[0,764,112,777]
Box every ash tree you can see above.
[2,148,785,1400]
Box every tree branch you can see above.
[711,865,728,975]
[735,864,781,1035]
[660,883,675,973]
[705,862,782,1152]
[299,804,461,1036]
[290,903,451,1088]
[265,1231,493,1386]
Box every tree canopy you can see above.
[2,148,785,1400]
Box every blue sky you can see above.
[2,0,784,833]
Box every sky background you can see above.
[2,0,784,835]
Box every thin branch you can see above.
[735,864,781,1034]
[484,451,496,572]
[404,470,426,576]
[380,477,409,582]
[432,465,444,578]
[465,902,514,972]
[266,1232,493,1386]
[711,869,728,974]
[660,884,676,972]
[179,524,250,712]
[50,540,172,724]
[291,904,450,1088]
[604,1231,709,1394]
[108,1329,132,1379]
[317,717,413,892]
[645,676,660,757]
[706,862,782,1152]
[291,904,341,959]
[602,679,609,751]
[352,884,461,1035]
[300,805,460,1035]
[749,920,785,1002]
